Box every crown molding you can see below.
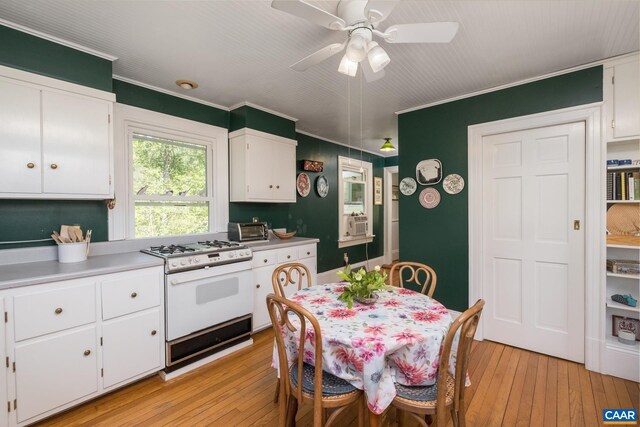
[296,129,389,158]
[395,51,639,115]
[0,19,118,61]
[229,102,299,122]
[112,75,230,111]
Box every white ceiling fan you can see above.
[271,0,459,82]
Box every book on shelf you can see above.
[608,171,639,201]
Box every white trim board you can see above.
[229,101,299,122]
[0,19,118,61]
[396,51,638,116]
[467,102,603,373]
[384,166,399,265]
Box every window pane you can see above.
[135,201,209,238]
[132,133,207,197]
[343,170,366,215]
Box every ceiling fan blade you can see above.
[364,0,399,25]
[291,42,346,71]
[271,0,345,30]
[383,22,459,43]
[361,59,386,83]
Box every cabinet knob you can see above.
[263,259,268,263]
[269,185,273,189]
[256,284,261,288]
[306,252,310,255]
[54,307,63,315]
[50,163,58,170]
[27,162,35,169]
[131,292,138,298]
[83,350,91,356]
[276,185,280,189]
[151,330,157,336]
[287,255,291,259]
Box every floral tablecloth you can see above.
[274,283,459,415]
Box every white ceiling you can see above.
[0,0,638,155]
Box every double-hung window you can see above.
[338,156,374,247]
[130,131,214,238]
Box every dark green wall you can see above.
[0,26,114,249]
[384,156,399,167]
[229,106,296,139]
[397,66,603,311]
[113,79,229,128]
[0,25,112,91]
[230,132,385,272]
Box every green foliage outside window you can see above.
[132,133,210,237]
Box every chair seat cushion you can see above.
[290,362,357,396]
[394,376,455,408]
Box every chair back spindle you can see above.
[272,262,312,298]
[389,262,437,297]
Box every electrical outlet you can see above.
[343,252,349,266]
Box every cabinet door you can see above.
[613,60,640,139]
[0,80,42,194]
[0,298,6,427]
[271,141,296,201]
[42,90,111,196]
[246,138,275,200]
[298,257,318,288]
[15,326,98,423]
[253,266,274,332]
[102,309,162,389]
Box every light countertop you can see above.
[0,252,164,290]
[243,236,319,251]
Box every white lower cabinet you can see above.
[14,327,98,423]
[102,309,162,389]
[251,243,317,333]
[0,266,164,426]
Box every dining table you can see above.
[276,282,462,426]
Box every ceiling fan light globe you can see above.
[346,34,368,62]
[367,42,390,73]
[338,54,358,77]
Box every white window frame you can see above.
[109,104,229,240]
[338,156,374,248]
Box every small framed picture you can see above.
[374,177,383,205]
[612,315,640,341]
[392,185,399,201]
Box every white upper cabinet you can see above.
[605,55,640,141]
[0,66,114,199]
[0,80,42,194]
[229,128,297,203]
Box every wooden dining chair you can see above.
[272,262,312,298]
[388,262,437,297]
[271,262,313,403]
[266,293,364,427]
[392,299,485,427]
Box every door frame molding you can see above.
[468,102,603,372]
[383,166,399,265]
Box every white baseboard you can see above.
[317,256,386,285]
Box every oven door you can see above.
[166,261,253,341]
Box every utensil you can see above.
[73,227,83,242]
[51,234,62,244]
[85,229,92,256]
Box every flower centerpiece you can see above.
[337,265,390,308]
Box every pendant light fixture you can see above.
[379,137,396,152]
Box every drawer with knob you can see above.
[297,244,317,260]
[101,270,161,320]
[14,282,96,341]
[251,252,277,268]
[276,248,298,264]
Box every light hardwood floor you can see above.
[36,328,639,427]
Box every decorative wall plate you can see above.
[399,177,417,196]
[316,175,329,198]
[416,159,442,185]
[419,188,441,209]
[297,173,311,197]
[442,174,465,194]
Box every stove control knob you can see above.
[228,252,235,258]
[193,258,200,263]
[171,261,178,267]
[180,260,187,266]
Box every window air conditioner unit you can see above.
[347,215,368,236]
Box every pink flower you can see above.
[354,304,375,312]
[332,286,347,293]
[383,298,402,307]
[364,325,386,335]
[334,348,364,372]
[328,308,357,319]
[359,349,375,363]
[303,349,314,364]
[395,359,428,385]
[411,311,442,322]
[310,296,331,304]
[372,340,386,355]
[392,329,424,345]
[398,288,416,295]
[305,327,316,345]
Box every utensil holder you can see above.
[58,242,88,263]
